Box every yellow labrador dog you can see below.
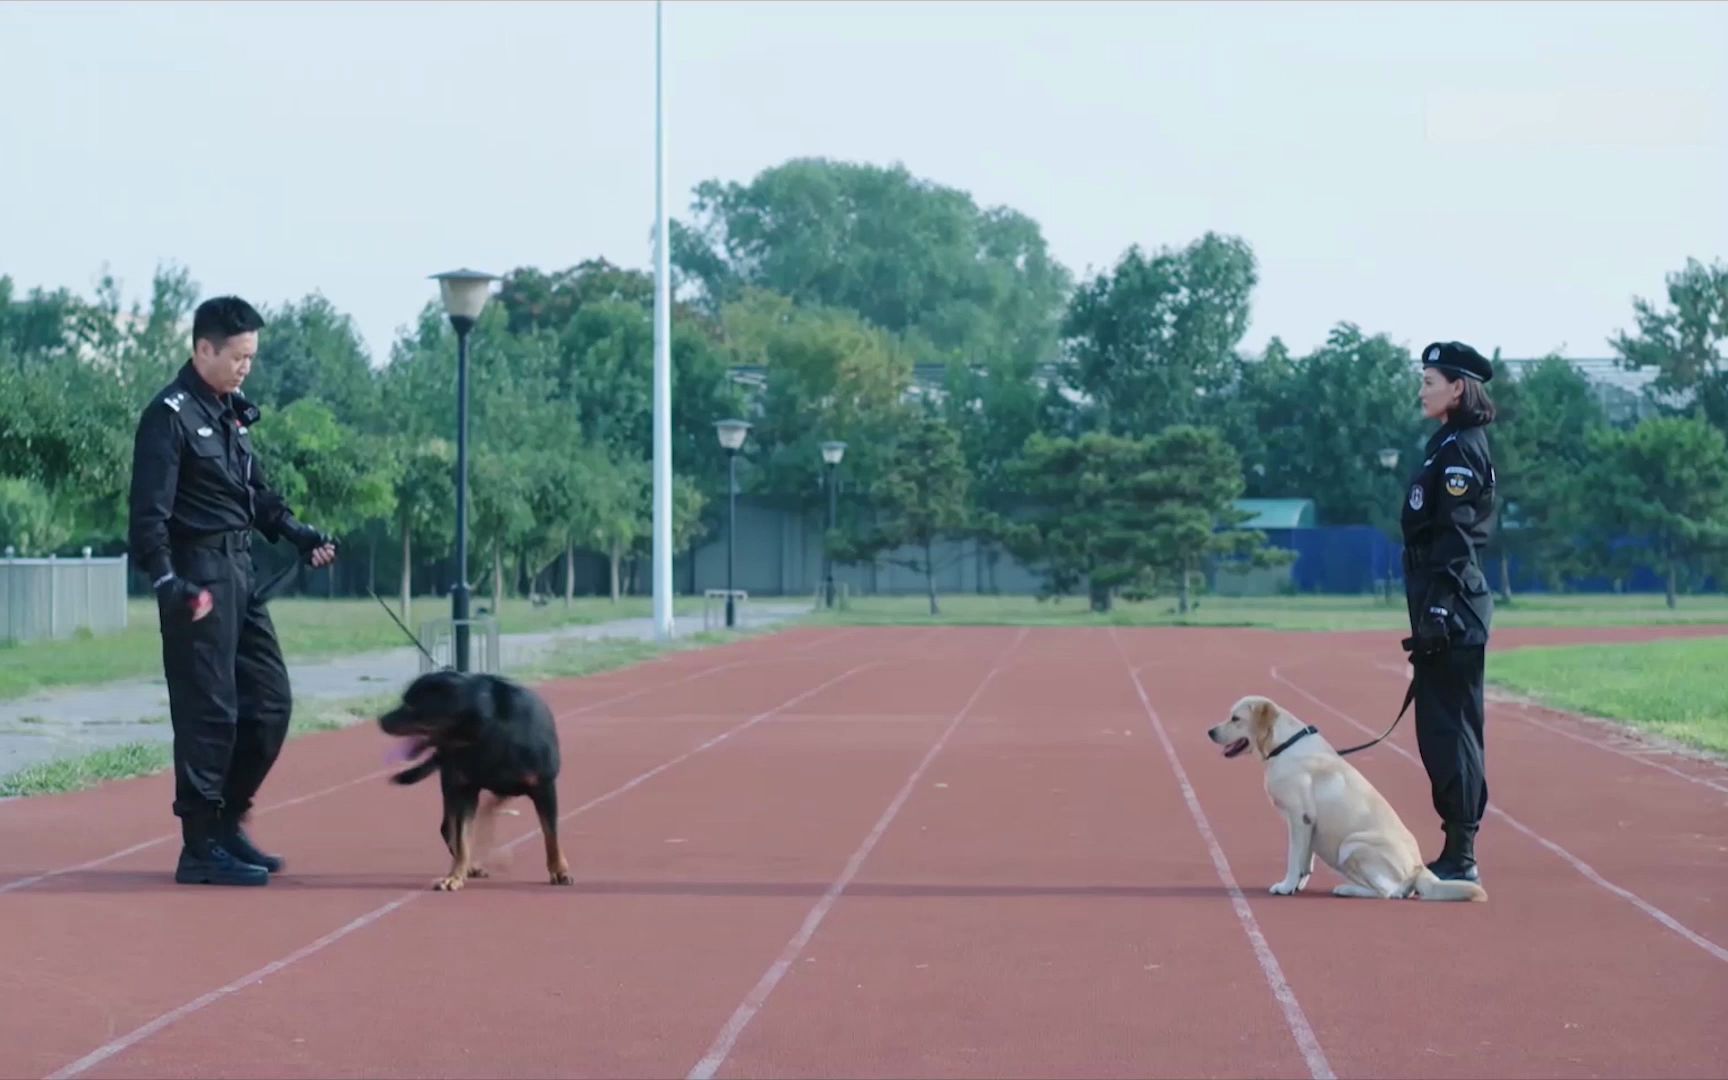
[1208,695,1486,902]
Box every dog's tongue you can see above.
[384,737,430,765]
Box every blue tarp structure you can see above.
[1266,525,1402,594]
[1219,498,1719,595]
[1236,524,1717,596]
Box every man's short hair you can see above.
[192,296,265,349]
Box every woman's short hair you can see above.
[1450,374,1497,428]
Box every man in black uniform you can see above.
[128,296,337,887]
[1400,340,1498,884]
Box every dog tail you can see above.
[1412,867,1487,902]
[389,755,440,786]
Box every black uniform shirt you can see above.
[1400,421,1497,644]
[127,362,299,584]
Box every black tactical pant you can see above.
[1412,644,1488,830]
[158,532,293,823]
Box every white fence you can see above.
[0,548,130,644]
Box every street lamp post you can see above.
[820,441,846,608]
[715,419,751,628]
[431,268,499,671]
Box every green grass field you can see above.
[809,592,1728,633]
[0,595,702,703]
[1488,636,1728,756]
[0,629,752,798]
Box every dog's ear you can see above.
[1249,698,1280,757]
[1250,698,1279,735]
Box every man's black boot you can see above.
[175,813,269,886]
[1426,823,1480,883]
[217,810,283,873]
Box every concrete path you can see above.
[0,602,808,782]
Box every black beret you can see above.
[1421,341,1492,382]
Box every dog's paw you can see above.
[549,870,574,886]
[433,874,467,892]
[466,865,490,879]
[1268,879,1303,896]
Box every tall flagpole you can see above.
[651,0,674,639]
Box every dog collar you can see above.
[1266,725,1319,759]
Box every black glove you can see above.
[155,574,212,621]
[1409,606,1450,657]
[282,519,335,559]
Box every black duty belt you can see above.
[176,529,252,553]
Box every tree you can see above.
[0,277,96,371]
[1001,426,1272,612]
[1610,257,1728,431]
[1226,324,1423,529]
[0,477,72,556]
[247,398,399,598]
[1060,233,1258,436]
[0,358,135,529]
[719,289,915,504]
[1484,355,1608,596]
[391,437,455,623]
[468,450,537,613]
[831,415,971,615]
[495,258,656,337]
[673,157,1071,368]
[1133,425,1278,613]
[246,293,381,429]
[1571,416,1728,607]
[623,463,709,597]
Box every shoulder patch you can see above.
[1444,470,1472,497]
[161,391,186,413]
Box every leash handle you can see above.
[1336,676,1416,757]
[252,534,339,602]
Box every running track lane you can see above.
[1119,627,1728,1079]
[689,626,1326,1079]
[18,628,995,1079]
[9,624,1727,1079]
[0,625,864,892]
[1,627,896,1079]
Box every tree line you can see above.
[2,157,1726,612]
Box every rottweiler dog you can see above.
[378,669,573,891]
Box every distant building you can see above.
[1496,355,1672,425]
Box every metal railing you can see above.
[416,615,502,674]
[1,547,130,645]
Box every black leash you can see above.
[366,587,446,671]
[1336,676,1417,757]
[253,558,302,602]
[253,544,445,672]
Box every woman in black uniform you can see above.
[1400,341,1498,883]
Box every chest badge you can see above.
[196,426,214,437]
[1408,484,1425,511]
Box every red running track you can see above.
[2,623,1725,1079]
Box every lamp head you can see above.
[820,440,847,467]
[430,268,499,329]
[715,418,751,452]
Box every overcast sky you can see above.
[3,0,1723,367]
